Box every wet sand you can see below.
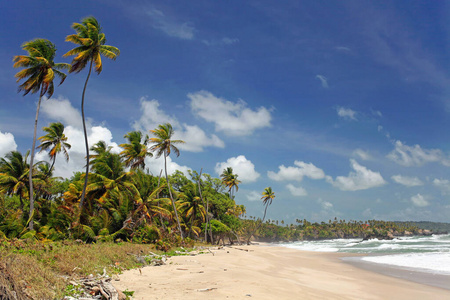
[115,244,450,299]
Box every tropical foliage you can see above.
[13,38,69,230]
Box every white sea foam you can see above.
[279,234,450,275]
[361,252,450,275]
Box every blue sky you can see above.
[1,0,450,223]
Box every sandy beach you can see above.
[115,244,450,300]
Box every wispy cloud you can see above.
[336,107,357,121]
[203,37,239,46]
[387,140,450,167]
[391,175,423,187]
[144,8,195,40]
[315,75,329,88]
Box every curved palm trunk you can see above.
[165,152,184,240]
[247,203,270,245]
[28,93,43,230]
[197,169,213,243]
[79,59,93,212]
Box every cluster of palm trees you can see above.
[0,121,247,243]
[12,16,119,230]
[5,15,279,245]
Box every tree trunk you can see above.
[165,152,183,240]
[28,93,43,230]
[197,168,212,243]
[156,169,165,229]
[79,59,93,212]
[247,204,269,244]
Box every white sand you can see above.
[115,244,450,299]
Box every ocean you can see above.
[278,234,450,276]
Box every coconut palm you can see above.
[119,131,152,169]
[13,39,69,229]
[177,182,206,238]
[247,187,275,244]
[64,16,120,210]
[0,151,30,211]
[260,187,275,224]
[149,123,185,239]
[220,167,241,199]
[37,122,71,178]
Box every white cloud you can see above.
[391,175,423,187]
[328,159,386,191]
[315,75,329,88]
[133,97,225,152]
[433,178,450,195]
[0,131,17,158]
[317,198,333,210]
[177,124,224,152]
[353,149,371,160]
[286,184,307,197]
[267,161,325,182]
[145,8,195,40]
[41,96,83,127]
[189,90,272,136]
[215,155,260,183]
[246,191,261,202]
[410,193,429,207]
[387,140,449,167]
[144,155,190,177]
[336,107,357,121]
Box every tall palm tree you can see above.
[0,151,30,211]
[37,122,71,177]
[149,123,185,239]
[119,131,152,170]
[247,187,275,244]
[13,39,69,230]
[220,167,241,199]
[64,16,120,210]
[260,187,275,224]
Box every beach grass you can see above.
[0,240,168,299]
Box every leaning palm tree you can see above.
[37,122,71,178]
[149,123,185,239]
[260,187,275,224]
[119,131,152,170]
[13,39,69,230]
[247,187,275,244]
[64,16,120,210]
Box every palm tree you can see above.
[13,39,69,229]
[220,167,241,199]
[177,182,206,238]
[247,187,275,244]
[119,131,152,169]
[0,151,30,211]
[261,187,275,224]
[64,16,120,210]
[37,122,71,178]
[149,123,185,239]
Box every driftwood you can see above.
[99,279,119,300]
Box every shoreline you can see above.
[115,244,450,299]
[342,256,450,291]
